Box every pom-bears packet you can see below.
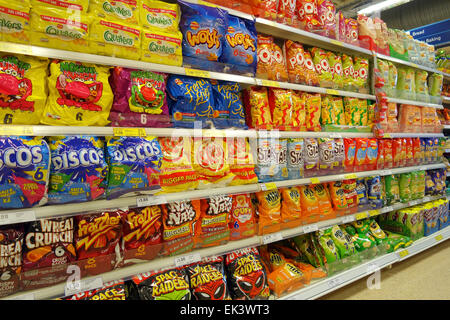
[221,15,257,75]
[47,136,107,205]
[105,136,162,199]
[178,0,228,70]
[166,75,214,128]
[0,136,50,209]
[211,80,246,128]
[109,67,171,128]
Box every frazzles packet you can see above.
[105,136,162,199]
[47,136,107,205]
[0,136,50,209]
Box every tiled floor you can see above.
[321,240,450,300]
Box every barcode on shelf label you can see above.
[262,232,283,245]
[435,234,443,242]
[260,182,277,191]
[0,210,35,226]
[327,277,342,289]
[355,212,368,220]
[174,253,201,267]
[303,224,318,234]
[397,250,409,259]
[342,215,355,223]
[113,128,146,137]
[65,277,103,297]
[185,68,211,78]
[136,195,167,207]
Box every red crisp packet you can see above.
[392,138,402,168]
[384,139,393,169]
[277,0,297,26]
[122,206,163,265]
[344,138,356,173]
[377,139,385,170]
[229,194,257,241]
[75,211,123,276]
[0,225,24,297]
[268,88,294,130]
[405,138,414,167]
[297,0,322,32]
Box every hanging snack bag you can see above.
[42,60,113,127]
[318,138,334,175]
[225,247,270,300]
[299,185,320,217]
[212,81,246,128]
[304,138,319,177]
[327,52,344,89]
[178,0,228,66]
[399,172,412,203]
[90,0,140,25]
[122,205,163,263]
[105,136,162,199]
[0,136,50,209]
[305,92,322,131]
[291,91,307,130]
[0,225,24,297]
[366,176,383,209]
[287,138,305,179]
[344,138,356,172]
[310,47,332,86]
[244,86,272,129]
[47,136,107,205]
[354,138,368,171]
[227,137,258,186]
[365,138,378,171]
[229,194,257,241]
[280,187,303,228]
[0,54,48,125]
[141,29,183,66]
[0,2,30,45]
[268,88,293,130]
[196,196,232,247]
[255,190,282,235]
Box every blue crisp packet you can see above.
[167,75,214,128]
[48,136,107,204]
[211,80,246,129]
[366,176,383,209]
[105,136,162,199]
[255,138,277,183]
[356,178,369,206]
[273,138,288,181]
[287,138,304,180]
[178,0,228,69]
[221,15,257,74]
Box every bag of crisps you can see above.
[229,193,257,241]
[305,93,321,131]
[318,138,334,175]
[287,138,304,179]
[342,54,355,89]
[320,94,335,126]
[332,96,346,125]
[387,102,398,132]
[141,29,183,67]
[313,183,334,218]
[327,52,343,89]
[365,138,378,171]
[353,57,369,90]
[244,86,272,129]
[354,138,368,171]
[90,0,140,25]
[291,90,306,130]
[268,88,293,130]
[299,185,320,218]
[280,187,302,229]
[256,34,273,79]
[332,138,345,174]
[327,181,348,212]
[296,0,322,33]
[310,47,332,87]
[284,40,305,84]
[140,0,180,32]
[226,137,258,186]
[304,137,319,177]
[344,138,356,172]
[41,60,113,126]
[0,2,31,44]
[31,0,89,12]
[342,179,358,213]
[255,190,282,235]
[270,42,289,82]
[212,81,246,129]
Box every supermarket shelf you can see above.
[3,193,446,300]
[0,163,444,226]
[384,132,444,138]
[375,53,442,75]
[279,225,450,300]
[386,97,444,109]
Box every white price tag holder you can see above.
[174,253,201,268]
[261,232,283,245]
[0,210,35,226]
[5,292,35,300]
[65,277,103,297]
[409,200,419,206]
[136,195,167,207]
[419,166,428,171]
[342,215,355,223]
[383,170,393,176]
[330,133,342,138]
[422,196,431,203]
[327,277,342,289]
[303,224,318,234]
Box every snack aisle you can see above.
[0,0,448,301]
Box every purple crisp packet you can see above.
[109,67,171,127]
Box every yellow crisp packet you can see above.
[90,0,140,25]
[31,0,90,12]
[321,94,335,125]
[41,60,113,126]
[90,19,141,60]
[0,2,31,44]
[30,5,91,52]
[141,28,183,66]
[0,54,48,125]
[141,0,180,33]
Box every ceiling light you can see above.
[357,0,412,15]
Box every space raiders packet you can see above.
[0,136,50,209]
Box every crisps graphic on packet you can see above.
[42,60,113,126]
[90,0,140,25]
[0,136,50,209]
[244,86,272,129]
[105,136,162,199]
[255,190,282,235]
[0,2,31,45]
[229,194,256,241]
[141,29,183,67]
[141,0,180,32]
[268,88,293,130]
[47,136,107,205]
[227,137,258,186]
[197,196,232,247]
[0,54,48,125]
[212,81,246,128]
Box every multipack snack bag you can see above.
[0,54,48,125]
[332,138,345,173]
[296,0,322,33]
[42,60,113,126]
[305,93,321,131]
[318,138,334,174]
[0,136,50,209]
[255,190,282,235]
[90,0,140,25]
[299,185,319,218]
[268,88,293,130]
[317,0,336,38]
[353,57,369,90]
[212,81,246,128]
[280,187,302,228]
[270,41,289,82]
[229,193,256,241]
[344,138,356,172]
[244,86,272,129]
[291,91,306,130]
[0,2,31,44]
[227,137,258,186]
[287,138,304,179]
[342,54,355,89]
[47,136,107,205]
[354,138,368,171]
[0,225,24,297]
[304,138,319,177]
[105,136,162,199]
[327,52,343,89]
[141,29,183,66]
[140,0,180,32]
[310,47,332,86]
[313,183,334,218]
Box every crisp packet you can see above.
[305,93,321,131]
[327,52,343,88]
[140,0,180,32]
[287,138,304,179]
[212,81,246,128]
[291,91,306,130]
[141,29,183,66]
[90,0,140,25]
[227,137,258,186]
[268,88,293,130]
[310,47,332,86]
[244,86,272,129]
[0,2,31,44]
[304,138,319,177]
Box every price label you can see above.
[260,182,277,191]
[435,234,443,242]
[185,68,211,78]
[327,277,342,289]
[303,224,318,234]
[342,215,355,223]
[5,292,35,300]
[330,133,342,138]
[355,212,368,220]
[262,232,283,244]
[65,277,103,297]
[383,206,393,213]
[326,89,340,95]
[259,79,281,88]
[384,170,393,176]
[113,128,146,137]
[369,210,380,217]
[344,173,357,179]
[397,250,409,259]
[310,178,320,184]
[0,126,34,136]
[409,200,419,206]
[330,39,344,47]
[0,210,35,226]
[136,195,167,207]
[384,133,391,138]
[174,253,201,267]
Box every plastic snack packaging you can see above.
[409,171,420,200]
[270,41,289,82]
[68,280,126,300]
[384,175,399,205]
[317,0,336,38]
[281,187,303,229]
[41,60,113,127]
[109,68,170,127]
[313,183,334,218]
[75,211,123,276]
[366,176,383,209]
[299,185,320,219]
[277,0,296,26]
[291,91,307,130]
[354,138,368,172]
[225,247,270,300]
[415,70,429,100]
[30,3,91,52]
[212,81,246,129]
[273,138,288,181]
[0,225,24,297]
[316,228,340,264]
[105,136,162,199]
[318,138,334,175]
[31,0,89,12]
[412,137,422,165]
[391,138,402,168]
[330,225,356,258]
[342,54,354,89]
[244,86,272,129]
[47,136,107,205]
[256,34,274,79]
[405,138,414,167]
[343,97,359,126]
[196,196,232,248]
[387,62,398,95]
[227,137,258,186]
[0,53,48,125]
[327,52,343,89]
[387,102,398,132]
[345,17,358,45]
[320,94,335,126]
[255,137,276,182]
[344,138,356,172]
[428,73,443,98]
[353,57,369,90]
[345,224,376,252]
[327,181,347,212]
[90,0,140,25]
[140,0,180,32]
[336,11,345,41]
[178,0,228,68]
[342,179,358,213]
[304,138,319,177]
[141,28,183,66]
[268,88,293,130]
[121,205,163,264]
[332,138,345,174]
[365,138,378,171]
[376,138,384,170]
[255,190,282,235]
[0,136,50,209]
[284,40,309,85]
[287,138,304,179]
[127,267,191,300]
[397,67,415,100]
[400,138,407,167]
[310,47,332,87]
[355,178,369,209]
[399,172,411,203]
[305,92,322,131]
[229,194,257,241]
[383,139,393,169]
[221,15,258,74]
[0,2,30,45]
[421,107,438,133]
[296,0,322,33]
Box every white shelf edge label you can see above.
[174,253,201,267]
[4,292,35,300]
[327,277,342,289]
[303,224,318,234]
[342,215,355,223]
[383,206,393,213]
[262,232,283,245]
[65,277,103,297]
[409,200,419,206]
[0,210,35,226]
[136,195,167,207]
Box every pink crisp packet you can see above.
[317,0,336,39]
[109,67,172,127]
[345,18,359,44]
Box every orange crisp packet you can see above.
[327,181,348,211]
[255,190,282,235]
[229,193,257,241]
[303,50,320,86]
[226,137,258,186]
[305,93,322,131]
[244,86,273,129]
[256,34,274,79]
[312,184,334,217]
[284,40,308,84]
[298,185,320,217]
[291,91,307,131]
[280,187,302,229]
[270,42,288,82]
[269,88,294,130]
